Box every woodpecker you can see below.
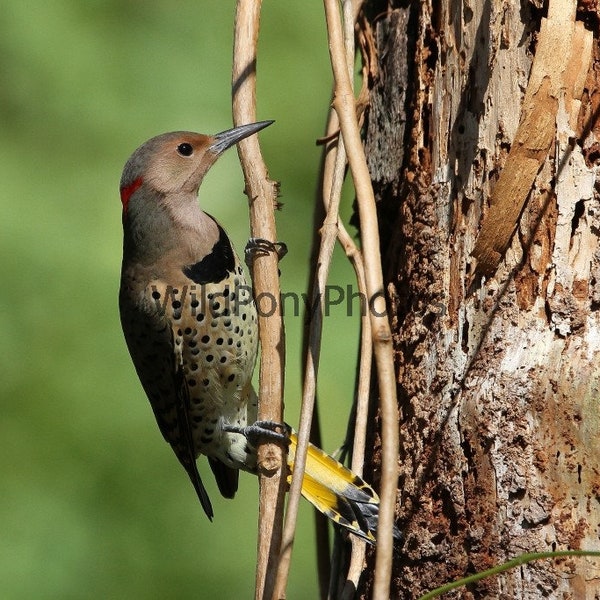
[119,121,384,542]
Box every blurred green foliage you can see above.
[1,2,362,598]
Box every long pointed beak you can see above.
[209,120,274,155]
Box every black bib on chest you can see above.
[183,222,236,284]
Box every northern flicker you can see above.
[119,121,385,542]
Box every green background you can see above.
[2,2,362,598]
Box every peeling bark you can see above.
[359,1,600,597]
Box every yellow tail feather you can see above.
[287,429,381,544]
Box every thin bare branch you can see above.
[339,1,370,593]
[323,0,400,598]
[232,3,286,599]
[310,106,337,600]
[272,98,349,600]
[321,2,370,596]
[323,108,371,598]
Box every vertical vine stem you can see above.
[337,1,371,595]
[232,2,286,600]
[272,79,349,600]
[321,1,371,596]
[320,106,372,599]
[322,1,399,598]
[271,4,363,592]
[322,105,372,598]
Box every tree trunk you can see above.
[359,1,600,597]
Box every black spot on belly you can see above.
[183,222,235,284]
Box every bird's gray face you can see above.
[128,132,217,196]
[119,121,273,216]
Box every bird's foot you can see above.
[245,238,288,269]
[223,420,290,448]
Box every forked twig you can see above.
[323,1,399,598]
[272,78,350,600]
[336,3,371,596]
[274,14,362,592]
[319,2,372,597]
[322,105,372,600]
[232,3,286,599]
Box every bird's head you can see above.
[119,120,273,216]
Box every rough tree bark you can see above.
[358,1,600,597]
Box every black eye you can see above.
[177,143,193,157]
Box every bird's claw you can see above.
[222,420,290,448]
[245,238,288,269]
